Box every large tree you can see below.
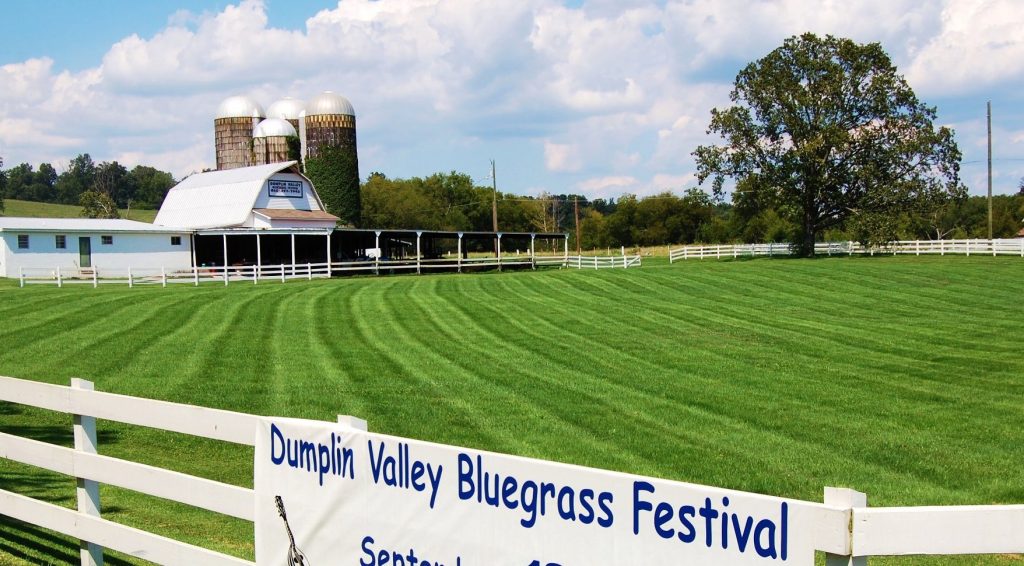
[694,33,964,255]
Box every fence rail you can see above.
[669,238,1024,262]
[17,254,643,287]
[1,375,1022,564]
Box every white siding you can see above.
[3,231,192,276]
[251,173,323,211]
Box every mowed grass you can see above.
[2,199,157,222]
[0,256,1022,565]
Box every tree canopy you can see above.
[694,33,965,255]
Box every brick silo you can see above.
[214,95,265,170]
[252,118,298,165]
[302,91,359,225]
[303,91,357,159]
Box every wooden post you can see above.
[326,232,332,277]
[161,267,166,287]
[290,233,296,276]
[337,415,368,432]
[530,234,536,270]
[222,234,228,275]
[19,267,24,288]
[71,378,104,566]
[824,487,867,566]
[193,265,199,287]
[280,263,285,283]
[57,266,62,288]
[967,239,971,257]
[255,233,262,280]
[92,267,98,288]
[915,240,920,256]
[375,231,382,275]
[940,239,945,256]
[252,265,257,285]
[128,267,133,289]
[457,233,463,273]
[416,232,422,275]
[307,262,312,280]
[497,233,502,272]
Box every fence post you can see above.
[1020,238,1023,258]
[308,262,312,280]
[128,267,133,288]
[193,265,199,287]
[19,267,24,288]
[992,239,997,257]
[337,414,369,431]
[915,240,920,256]
[253,265,258,285]
[223,265,228,286]
[281,263,286,283]
[57,266,63,288]
[93,268,98,288]
[940,240,945,256]
[71,378,104,566]
[824,487,866,566]
[161,267,167,288]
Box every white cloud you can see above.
[544,141,582,172]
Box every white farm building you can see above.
[1,161,340,280]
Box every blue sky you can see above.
[1,0,1023,198]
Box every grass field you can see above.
[1,199,157,222]
[0,256,1022,565]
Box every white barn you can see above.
[0,218,192,278]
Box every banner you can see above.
[255,418,843,565]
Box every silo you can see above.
[302,91,360,226]
[214,95,265,170]
[266,97,305,134]
[303,91,357,159]
[252,118,298,165]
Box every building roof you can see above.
[254,118,297,138]
[306,91,355,117]
[267,97,305,120]
[253,209,339,221]
[0,217,187,233]
[216,95,265,119]
[155,162,314,229]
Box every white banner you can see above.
[255,418,845,566]
[268,180,303,198]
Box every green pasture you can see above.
[1,199,157,222]
[0,256,1022,565]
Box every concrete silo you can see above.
[303,91,357,159]
[302,91,360,226]
[214,95,265,170]
[252,118,298,165]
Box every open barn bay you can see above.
[1,256,1022,565]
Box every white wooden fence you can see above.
[534,254,642,269]
[669,238,1024,263]
[1,375,1021,565]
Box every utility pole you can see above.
[987,101,993,240]
[574,196,581,254]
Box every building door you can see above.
[79,237,92,268]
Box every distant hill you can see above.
[1,199,158,223]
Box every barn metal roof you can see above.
[154,162,314,230]
[0,217,187,233]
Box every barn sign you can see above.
[254,418,847,565]
[268,179,303,198]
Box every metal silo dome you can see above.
[253,118,297,138]
[216,95,266,119]
[306,91,355,117]
[267,97,305,121]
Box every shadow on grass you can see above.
[0,423,121,448]
[0,517,136,566]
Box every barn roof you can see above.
[0,217,186,233]
[154,162,313,229]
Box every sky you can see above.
[1,0,1023,199]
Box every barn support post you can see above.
[255,233,262,281]
[530,234,536,270]
[71,378,104,566]
[290,234,296,276]
[326,232,332,277]
[497,233,503,272]
[824,487,867,566]
[222,234,229,285]
[416,231,422,275]
[457,233,463,273]
[375,231,382,276]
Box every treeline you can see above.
[360,172,1024,249]
[0,154,176,216]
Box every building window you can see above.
[101,235,113,245]
[171,236,182,246]
[55,235,66,249]
[17,235,29,249]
